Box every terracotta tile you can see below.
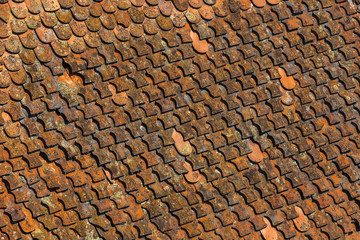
[172,128,193,156]
[252,0,266,7]
[267,0,281,4]
[0,0,358,239]
[260,218,281,240]
[198,4,214,20]
[0,3,10,23]
[190,30,208,53]
[159,0,173,16]
[185,7,201,23]
[248,140,265,163]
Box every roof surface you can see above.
[0,0,360,239]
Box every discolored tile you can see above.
[0,0,359,239]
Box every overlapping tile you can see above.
[0,0,360,239]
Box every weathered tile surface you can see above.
[0,0,360,239]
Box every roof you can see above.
[0,0,360,239]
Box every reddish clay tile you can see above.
[183,161,201,183]
[86,17,102,32]
[278,67,296,90]
[69,20,87,37]
[172,129,192,156]
[114,26,131,41]
[143,18,160,34]
[0,0,359,239]
[185,8,201,23]
[293,206,311,232]
[0,70,11,88]
[156,13,173,31]
[1,111,11,123]
[3,39,19,55]
[9,68,28,85]
[248,140,264,163]
[240,0,252,10]
[0,4,10,23]
[112,91,128,106]
[198,4,214,20]
[173,0,189,11]
[9,85,24,101]
[117,0,131,9]
[131,0,145,7]
[0,90,9,106]
[159,0,174,16]
[19,208,39,233]
[190,30,208,53]
[0,21,10,38]
[115,10,132,27]
[129,23,145,37]
[9,1,28,19]
[68,36,87,53]
[260,218,280,240]
[19,48,36,65]
[40,0,60,11]
[170,12,185,28]
[2,53,22,71]
[267,0,281,4]
[189,0,202,8]
[89,3,102,16]
[144,5,160,18]
[252,0,266,8]
[40,12,57,27]
[102,0,117,13]
[0,161,12,177]
[279,85,295,106]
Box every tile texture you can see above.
[1,0,360,239]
